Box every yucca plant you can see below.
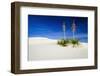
[70,39,79,47]
[57,19,80,47]
[57,39,69,47]
[57,38,80,47]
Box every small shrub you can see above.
[70,39,79,47]
[57,39,69,47]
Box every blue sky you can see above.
[28,15,88,42]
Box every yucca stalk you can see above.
[62,21,66,40]
[72,20,76,39]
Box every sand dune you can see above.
[28,37,88,61]
[29,37,57,45]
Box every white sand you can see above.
[28,37,88,61]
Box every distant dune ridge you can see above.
[28,37,88,61]
[29,37,57,45]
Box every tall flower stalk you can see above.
[71,20,76,39]
[62,21,66,40]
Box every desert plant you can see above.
[70,39,79,47]
[57,39,69,47]
[57,38,80,47]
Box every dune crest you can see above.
[29,37,57,45]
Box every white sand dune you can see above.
[29,37,57,45]
[28,37,88,61]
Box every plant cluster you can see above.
[57,38,79,47]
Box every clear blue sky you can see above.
[28,15,88,42]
